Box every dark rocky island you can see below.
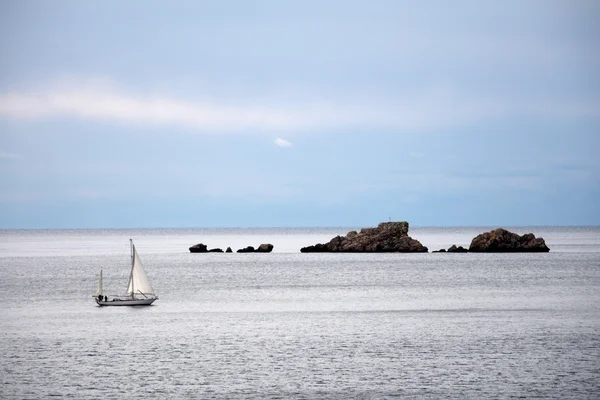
[433,245,469,253]
[190,226,549,254]
[469,228,550,252]
[190,243,274,253]
[256,243,274,253]
[300,221,428,253]
[432,229,550,253]
[189,243,226,253]
[189,243,208,253]
[237,244,274,253]
[448,245,468,253]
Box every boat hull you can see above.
[96,297,156,306]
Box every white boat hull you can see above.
[96,297,157,306]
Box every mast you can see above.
[129,239,135,298]
[126,239,154,298]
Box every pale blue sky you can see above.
[1,0,599,228]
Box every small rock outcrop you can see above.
[189,243,208,253]
[191,243,274,253]
[447,245,468,253]
[469,228,550,252]
[300,222,428,253]
[256,244,274,253]
[237,244,274,253]
[237,246,255,253]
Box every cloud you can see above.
[0,152,22,160]
[0,79,598,133]
[274,137,293,147]
[0,88,307,132]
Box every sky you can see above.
[0,0,599,229]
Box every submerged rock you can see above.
[469,228,550,252]
[300,221,428,253]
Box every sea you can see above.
[1,226,599,399]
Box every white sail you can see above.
[93,269,103,297]
[126,241,155,297]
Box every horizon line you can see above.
[1,224,598,231]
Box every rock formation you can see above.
[190,244,273,253]
[300,221,428,253]
[237,246,255,253]
[447,245,468,253]
[433,245,468,253]
[469,228,550,252]
[189,243,208,253]
[256,243,274,253]
[237,244,274,253]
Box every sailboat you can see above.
[93,239,158,306]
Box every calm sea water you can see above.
[1,226,599,399]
